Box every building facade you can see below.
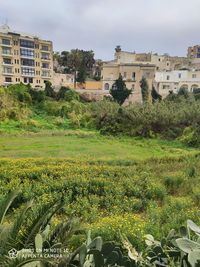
[0,24,53,88]
[102,47,156,102]
[187,45,200,59]
[155,70,200,97]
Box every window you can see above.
[192,74,197,79]
[5,77,12,83]
[21,68,35,76]
[163,85,170,89]
[41,53,49,60]
[2,39,10,45]
[123,72,127,79]
[14,50,19,55]
[42,62,49,69]
[35,44,39,49]
[41,45,49,51]
[20,49,34,58]
[21,59,35,66]
[3,58,11,64]
[42,70,50,77]
[178,73,182,79]
[2,47,11,55]
[20,39,34,48]
[104,83,110,90]
[166,75,170,80]
[131,84,135,90]
[23,77,33,83]
[3,67,12,74]
[132,72,136,80]
[158,58,161,62]
[13,40,18,46]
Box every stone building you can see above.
[155,70,200,98]
[102,47,156,102]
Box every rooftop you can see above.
[0,24,39,39]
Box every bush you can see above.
[7,83,32,104]
[29,88,45,103]
[179,125,200,147]
[64,88,80,102]
[92,98,200,141]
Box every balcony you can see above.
[2,51,12,57]
[1,41,12,47]
[2,61,12,66]
[2,71,13,76]
[21,73,35,77]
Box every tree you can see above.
[151,86,162,103]
[44,81,55,98]
[76,65,87,83]
[178,87,190,98]
[110,74,132,105]
[59,49,95,88]
[140,77,149,103]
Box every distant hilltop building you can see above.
[187,45,200,59]
[155,70,200,97]
[0,24,53,88]
[102,47,156,102]
[102,46,200,102]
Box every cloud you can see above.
[0,0,200,59]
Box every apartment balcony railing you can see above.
[2,71,13,75]
[21,73,35,77]
[1,42,12,47]
[2,62,12,66]
[20,55,35,59]
[2,52,12,56]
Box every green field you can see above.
[0,131,198,160]
[0,131,200,249]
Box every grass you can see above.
[0,131,198,160]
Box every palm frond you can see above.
[24,200,64,247]
[0,191,19,225]
[10,200,34,243]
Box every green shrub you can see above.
[179,126,200,147]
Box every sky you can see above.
[0,0,200,60]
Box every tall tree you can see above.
[151,86,162,103]
[59,49,95,87]
[110,74,132,105]
[76,65,87,83]
[140,77,149,103]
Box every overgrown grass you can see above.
[0,133,197,160]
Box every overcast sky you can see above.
[0,0,200,60]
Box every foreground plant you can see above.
[0,191,79,267]
[122,219,200,267]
